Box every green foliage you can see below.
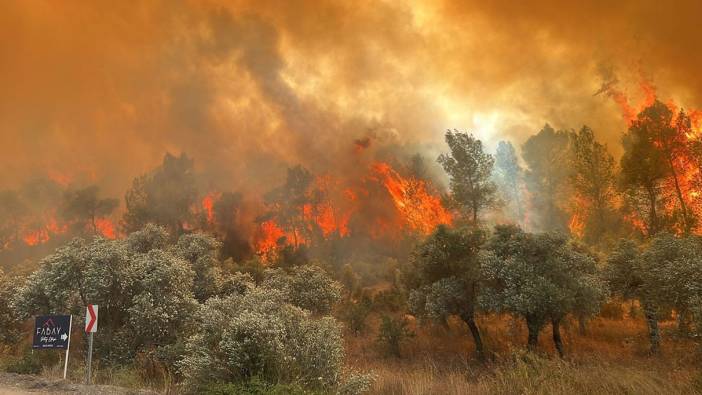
[438,130,497,223]
[3,353,44,375]
[173,232,224,302]
[179,286,344,391]
[14,224,198,364]
[376,315,414,358]
[405,225,486,355]
[262,265,342,315]
[0,270,21,344]
[482,225,606,350]
[343,295,372,335]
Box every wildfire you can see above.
[371,162,452,234]
[201,192,221,225]
[22,213,68,246]
[95,218,116,239]
[254,219,288,255]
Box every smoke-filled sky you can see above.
[2,0,701,197]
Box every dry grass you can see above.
[346,313,702,394]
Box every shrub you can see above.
[179,286,345,391]
[376,315,414,358]
[343,295,372,335]
[262,265,342,315]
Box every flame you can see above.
[22,212,68,246]
[371,162,452,234]
[95,218,116,239]
[201,192,221,224]
[254,219,287,254]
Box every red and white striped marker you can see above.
[85,305,98,333]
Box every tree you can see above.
[481,225,605,356]
[14,225,198,364]
[264,165,314,247]
[620,101,695,236]
[522,125,572,232]
[60,185,118,236]
[172,232,224,302]
[605,239,663,353]
[212,192,253,261]
[123,153,197,235]
[405,225,487,358]
[607,233,702,352]
[438,130,497,224]
[494,141,524,225]
[570,126,618,244]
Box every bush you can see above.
[376,315,414,358]
[372,287,406,313]
[179,286,345,391]
[343,296,372,335]
[262,265,342,315]
[3,353,44,375]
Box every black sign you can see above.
[32,315,71,349]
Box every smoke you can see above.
[1,0,701,198]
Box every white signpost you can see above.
[85,305,98,385]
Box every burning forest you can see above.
[2,1,702,394]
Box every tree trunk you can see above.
[643,304,660,354]
[461,313,484,360]
[668,158,691,233]
[526,315,541,351]
[578,314,588,336]
[646,185,658,237]
[552,317,564,357]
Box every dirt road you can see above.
[0,373,157,394]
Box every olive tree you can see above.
[481,225,605,356]
[14,225,198,364]
[404,225,486,358]
[607,234,702,352]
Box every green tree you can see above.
[60,185,118,236]
[405,225,486,358]
[570,126,617,244]
[437,130,497,224]
[482,225,605,356]
[522,125,572,232]
[14,225,197,364]
[123,153,197,235]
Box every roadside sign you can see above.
[85,304,98,333]
[32,315,71,349]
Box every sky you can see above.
[2,0,701,197]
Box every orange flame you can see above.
[371,162,452,234]
[95,218,116,239]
